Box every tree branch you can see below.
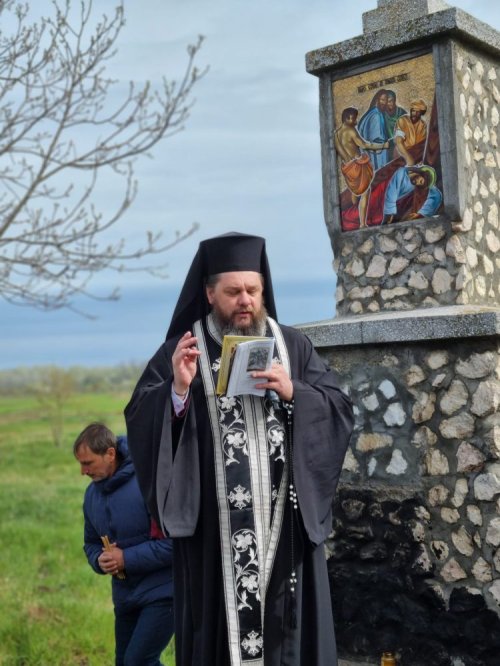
[0,0,207,311]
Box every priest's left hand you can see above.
[252,363,293,402]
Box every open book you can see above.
[216,335,275,397]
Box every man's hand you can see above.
[252,363,293,402]
[172,331,201,396]
[98,543,125,576]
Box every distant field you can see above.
[0,393,175,666]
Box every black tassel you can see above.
[289,588,297,629]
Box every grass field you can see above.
[0,392,175,666]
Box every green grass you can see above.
[0,393,175,666]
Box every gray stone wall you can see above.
[334,41,499,318]
[321,337,500,664]
[453,43,499,308]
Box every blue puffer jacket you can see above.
[82,436,173,611]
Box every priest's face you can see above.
[206,271,266,335]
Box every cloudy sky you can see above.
[1,0,497,369]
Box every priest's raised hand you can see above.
[172,331,201,397]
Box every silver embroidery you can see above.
[268,425,285,461]
[264,399,286,462]
[219,395,237,411]
[241,631,263,657]
[218,395,248,465]
[233,529,260,611]
[228,484,252,509]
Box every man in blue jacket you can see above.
[74,422,174,666]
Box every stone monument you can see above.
[302,1,500,664]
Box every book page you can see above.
[216,334,269,394]
[226,338,275,398]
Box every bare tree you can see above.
[34,366,75,446]
[0,0,205,312]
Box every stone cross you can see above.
[363,0,451,33]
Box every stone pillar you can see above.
[303,2,500,664]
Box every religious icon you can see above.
[332,53,444,231]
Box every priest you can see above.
[125,232,354,666]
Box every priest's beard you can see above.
[211,304,268,337]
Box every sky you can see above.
[0,0,498,369]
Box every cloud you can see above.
[2,0,498,367]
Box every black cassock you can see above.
[125,315,354,666]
